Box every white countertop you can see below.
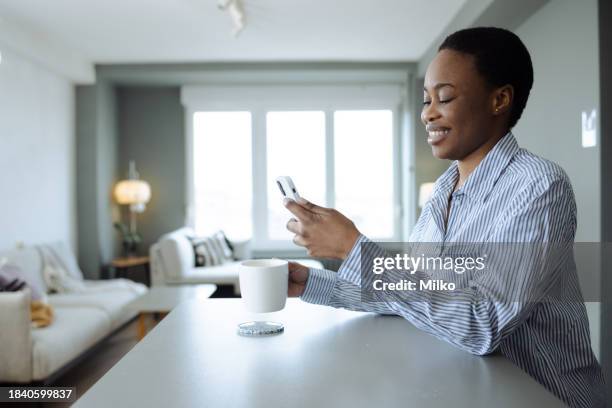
[76,298,564,407]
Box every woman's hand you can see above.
[284,198,360,260]
[288,262,309,297]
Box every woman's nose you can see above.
[421,103,441,125]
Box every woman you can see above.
[284,27,605,407]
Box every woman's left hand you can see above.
[284,198,360,260]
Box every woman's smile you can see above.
[426,125,451,145]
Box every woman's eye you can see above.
[422,101,431,106]
[439,98,454,104]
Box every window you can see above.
[192,111,252,241]
[266,111,326,240]
[183,85,404,249]
[334,110,395,239]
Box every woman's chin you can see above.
[428,134,458,160]
[431,145,454,160]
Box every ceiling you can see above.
[0,0,467,64]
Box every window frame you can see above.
[182,85,404,250]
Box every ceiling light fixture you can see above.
[217,0,246,37]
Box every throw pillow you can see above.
[48,242,84,281]
[0,262,43,301]
[38,245,86,293]
[189,231,235,267]
[213,231,235,260]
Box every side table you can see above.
[111,256,150,286]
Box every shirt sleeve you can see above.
[300,268,337,305]
[300,267,398,315]
[300,236,397,315]
[309,175,577,355]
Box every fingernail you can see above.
[296,197,307,205]
[283,198,293,206]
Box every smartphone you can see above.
[275,176,300,201]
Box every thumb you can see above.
[288,261,301,271]
[288,262,309,283]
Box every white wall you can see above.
[0,46,76,251]
[514,0,600,358]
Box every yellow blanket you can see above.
[31,301,54,328]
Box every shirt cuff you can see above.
[300,268,337,306]
[337,234,370,286]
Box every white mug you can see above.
[239,259,288,313]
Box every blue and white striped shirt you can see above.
[301,133,605,407]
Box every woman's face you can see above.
[421,49,499,160]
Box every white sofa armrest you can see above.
[0,290,33,382]
[157,232,195,281]
[149,243,166,287]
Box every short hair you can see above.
[438,27,534,129]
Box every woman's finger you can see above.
[296,197,327,214]
[292,234,307,247]
[284,199,313,222]
[286,218,302,234]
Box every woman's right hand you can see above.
[288,262,309,297]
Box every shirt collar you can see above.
[431,132,519,204]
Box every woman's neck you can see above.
[455,130,508,190]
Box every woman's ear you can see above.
[492,85,514,116]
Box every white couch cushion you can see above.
[49,280,146,329]
[31,306,111,380]
[47,241,84,281]
[0,247,48,295]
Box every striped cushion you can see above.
[189,231,234,267]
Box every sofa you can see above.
[0,242,146,383]
[150,227,324,294]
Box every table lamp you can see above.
[114,161,151,235]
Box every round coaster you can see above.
[237,321,284,337]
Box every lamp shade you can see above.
[418,182,435,208]
[114,180,151,205]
